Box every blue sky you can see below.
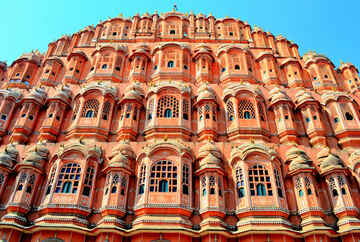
[1,0,359,69]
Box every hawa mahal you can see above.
[0,9,360,242]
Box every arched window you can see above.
[125,103,132,118]
[248,164,272,196]
[102,64,107,69]
[256,184,266,196]
[164,109,172,118]
[82,167,95,196]
[102,101,111,120]
[167,61,174,68]
[138,165,146,195]
[46,165,57,195]
[157,96,179,118]
[159,180,168,192]
[236,167,245,198]
[227,101,234,121]
[55,163,81,194]
[238,100,255,119]
[274,169,284,198]
[81,99,99,118]
[150,160,177,192]
[86,110,94,118]
[345,112,354,121]
[235,64,240,70]
[182,164,189,195]
[170,30,176,35]
[201,176,207,196]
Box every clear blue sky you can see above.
[1,0,359,68]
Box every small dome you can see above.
[25,87,48,105]
[198,140,221,160]
[23,142,49,169]
[197,83,216,103]
[108,140,135,169]
[286,147,312,171]
[269,87,291,106]
[199,152,222,170]
[0,144,18,168]
[122,82,144,103]
[317,148,344,173]
[51,85,73,105]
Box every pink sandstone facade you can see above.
[0,9,360,242]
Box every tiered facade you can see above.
[1,9,360,242]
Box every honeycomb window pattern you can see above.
[81,99,100,118]
[149,160,177,192]
[102,101,111,120]
[72,99,80,120]
[238,100,255,119]
[248,164,272,196]
[226,101,235,121]
[157,95,179,118]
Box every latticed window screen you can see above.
[209,176,216,194]
[198,106,203,120]
[303,176,313,195]
[120,176,127,195]
[17,172,27,191]
[0,173,4,186]
[147,99,154,120]
[329,177,338,197]
[182,164,189,194]
[274,169,283,197]
[157,96,179,118]
[22,103,30,116]
[55,163,81,194]
[82,167,95,196]
[337,175,347,195]
[183,100,189,120]
[201,176,207,196]
[248,164,272,196]
[72,99,80,120]
[138,165,146,194]
[149,160,177,192]
[227,101,235,121]
[236,167,245,198]
[46,164,57,195]
[2,102,12,116]
[238,100,255,119]
[258,102,265,121]
[102,101,111,120]
[81,99,100,118]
